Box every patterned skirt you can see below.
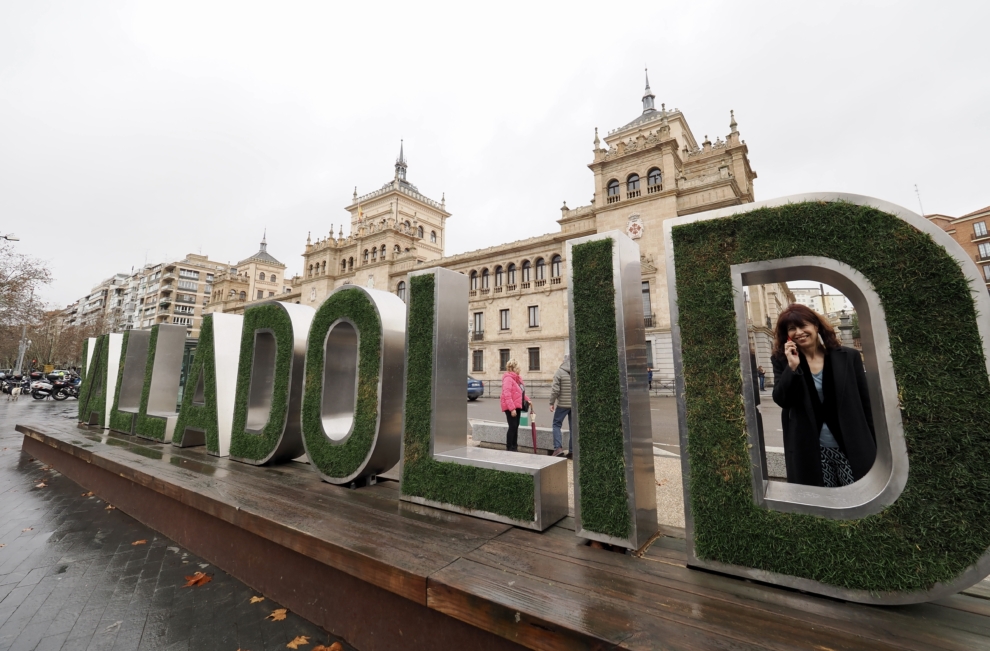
[820,446,855,487]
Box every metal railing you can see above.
[645,313,656,328]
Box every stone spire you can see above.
[729,109,738,134]
[261,229,267,251]
[306,231,311,246]
[395,140,408,182]
[642,67,656,114]
[593,127,600,149]
[353,186,357,200]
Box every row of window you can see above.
[307,245,417,277]
[976,221,987,238]
[606,168,663,203]
[472,347,542,373]
[258,272,279,282]
[472,306,540,333]
[469,256,562,290]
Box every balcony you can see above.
[160,286,172,294]
[972,231,990,242]
[550,277,562,285]
[494,286,502,294]
[159,298,171,307]
[606,194,620,205]
[535,279,547,288]
[521,282,531,289]
[627,189,641,199]
[506,284,517,292]
[162,273,175,282]
[647,184,663,194]
[645,313,656,328]
[472,331,485,341]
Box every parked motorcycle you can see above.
[32,378,73,401]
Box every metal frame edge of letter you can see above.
[304,285,403,484]
[103,333,125,429]
[663,191,990,604]
[399,267,568,531]
[231,301,315,465]
[212,313,244,457]
[565,230,659,549]
[85,337,98,375]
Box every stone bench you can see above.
[470,418,569,454]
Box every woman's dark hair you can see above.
[771,303,841,360]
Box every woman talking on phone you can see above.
[771,304,876,487]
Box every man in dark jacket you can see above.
[548,355,572,458]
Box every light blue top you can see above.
[812,370,839,448]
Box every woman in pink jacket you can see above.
[500,360,525,452]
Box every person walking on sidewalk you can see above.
[548,355,572,458]
[500,360,525,452]
[757,365,766,392]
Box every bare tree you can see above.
[0,240,50,328]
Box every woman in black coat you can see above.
[771,304,876,487]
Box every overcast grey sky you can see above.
[2,1,988,307]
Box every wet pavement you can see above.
[0,399,352,651]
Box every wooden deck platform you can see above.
[15,417,990,651]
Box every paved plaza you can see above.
[0,400,350,651]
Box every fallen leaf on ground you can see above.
[21,528,32,532]
[182,572,212,587]
[27,458,34,462]
[105,504,116,511]
[266,608,287,622]
[249,595,265,604]
[41,465,52,470]
[286,636,309,649]
[655,478,668,487]
[0,543,6,548]
[35,482,47,488]
[313,643,343,651]
[131,540,147,546]
[82,491,94,497]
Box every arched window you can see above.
[607,179,620,203]
[308,264,313,277]
[551,255,562,278]
[372,248,377,260]
[239,291,246,300]
[259,272,266,281]
[481,268,490,289]
[404,220,411,231]
[380,245,386,258]
[363,249,369,263]
[430,231,437,243]
[494,266,503,287]
[229,289,235,297]
[320,262,325,275]
[507,263,516,285]
[535,258,546,281]
[627,173,640,195]
[348,257,354,269]
[394,245,401,254]
[522,260,531,282]
[470,270,478,290]
[341,260,347,272]
[397,281,406,302]
[417,225,424,239]
[648,167,662,192]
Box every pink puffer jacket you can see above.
[500,371,524,412]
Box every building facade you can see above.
[927,205,990,293]
[279,75,766,388]
[205,235,298,316]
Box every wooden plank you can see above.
[490,526,990,650]
[430,557,770,651]
[463,542,902,651]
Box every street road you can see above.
[469,392,784,455]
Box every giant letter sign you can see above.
[399,268,568,530]
[567,232,659,549]
[173,313,244,456]
[109,330,151,435]
[301,285,403,485]
[230,302,315,465]
[666,193,990,603]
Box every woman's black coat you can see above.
[771,346,877,486]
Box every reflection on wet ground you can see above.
[0,399,352,651]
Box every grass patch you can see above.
[133,326,167,440]
[301,288,381,480]
[174,315,220,451]
[673,200,990,593]
[400,273,536,522]
[571,238,630,539]
[108,331,136,434]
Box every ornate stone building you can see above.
[205,234,296,316]
[282,74,761,388]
